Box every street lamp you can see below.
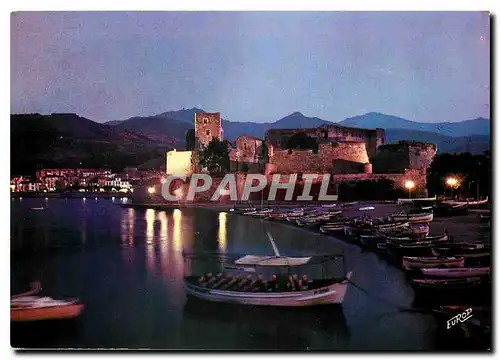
[405,180,415,198]
[446,177,458,199]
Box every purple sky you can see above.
[11,11,490,123]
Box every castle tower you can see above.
[195,112,222,149]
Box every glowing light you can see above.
[160,178,167,184]
[446,177,458,187]
[218,212,227,252]
[148,186,156,194]
[83,197,86,201]
[112,196,115,201]
[405,180,415,190]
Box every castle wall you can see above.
[194,112,221,148]
[268,141,369,174]
[166,150,193,176]
[371,141,437,174]
[265,125,385,159]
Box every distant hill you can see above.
[339,112,490,137]
[11,113,171,175]
[384,128,490,154]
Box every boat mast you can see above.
[266,231,281,257]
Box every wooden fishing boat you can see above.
[229,207,256,214]
[319,224,345,234]
[11,283,84,322]
[409,276,490,291]
[397,196,437,206]
[182,231,353,307]
[434,203,469,216]
[391,212,433,223]
[402,256,465,270]
[376,221,410,231]
[183,254,353,307]
[387,238,451,252]
[386,233,449,244]
[421,267,490,278]
[359,233,386,247]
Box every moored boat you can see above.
[421,267,490,278]
[391,212,434,223]
[11,283,84,322]
[386,233,449,244]
[402,256,465,270]
[397,196,437,206]
[183,253,353,307]
[409,276,490,291]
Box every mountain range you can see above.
[11,109,490,175]
[106,108,490,153]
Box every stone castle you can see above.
[166,112,437,196]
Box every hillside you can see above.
[11,113,171,175]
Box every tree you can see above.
[426,152,491,198]
[198,137,230,174]
[185,129,196,151]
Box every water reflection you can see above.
[145,209,156,274]
[173,209,182,253]
[128,208,135,246]
[145,209,155,244]
[181,298,350,350]
[158,211,169,271]
[218,212,227,253]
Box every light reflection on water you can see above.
[218,212,227,253]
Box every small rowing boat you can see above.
[421,267,490,278]
[11,283,84,322]
[409,276,490,291]
[391,212,434,223]
[402,256,465,270]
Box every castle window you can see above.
[206,130,210,136]
[244,143,247,150]
[203,118,208,124]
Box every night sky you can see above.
[11,11,490,123]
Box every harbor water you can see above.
[11,198,458,350]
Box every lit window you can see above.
[206,130,210,136]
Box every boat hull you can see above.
[184,281,349,307]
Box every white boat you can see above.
[391,212,433,223]
[184,259,353,307]
[443,197,489,207]
[30,207,45,210]
[402,256,465,271]
[182,232,352,307]
[421,267,490,278]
